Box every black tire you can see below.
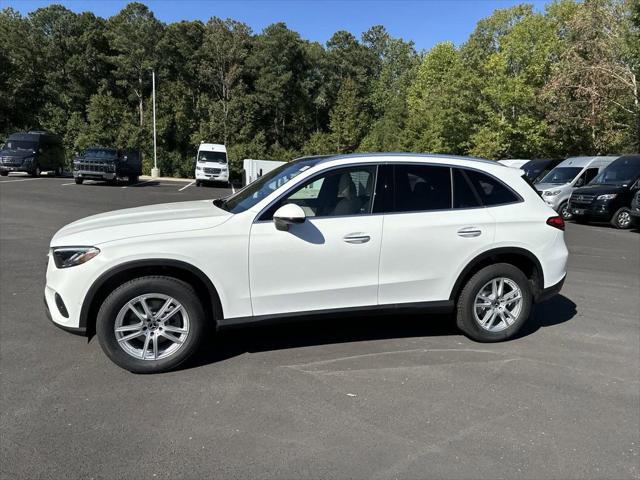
[30,165,41,177]
[195,180,202,187]
[559,201,572,220]
[0,171,8,176]
[96,276,207,374]
[610,207,633,229]
[128,175,139,184]
[74,177,83,184]
[456,263,533,342]
[54,166,63,177]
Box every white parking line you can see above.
[231,184,235,194]
[179,181,195,192]
[122,179,155,189]
[61,182,77,186]
[0,178,42,184]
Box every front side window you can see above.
[540,167,582,184]
[590,158,640,186]
[262,165,377,219]
[393,165,452,212]
[4,139,38,151]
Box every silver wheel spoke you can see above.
[118,330,143,343]
[161,331,184,345]
[155,298,174,320]
[141,334,151,359]
[163,324,187,334]
[115,322,143,333]
[127,303,146,322]
[152,334,158,360]
[504,294,522,305]
[161,305,183,323]
[140,298,154,319]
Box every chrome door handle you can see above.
[457,227,482,238]
[343,233,371,244]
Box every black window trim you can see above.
[253,161,524,222]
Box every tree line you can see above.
[1,0,638,178]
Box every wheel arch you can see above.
[80,259,223,336]
[449,247,545,303]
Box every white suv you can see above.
[45,154,568,373]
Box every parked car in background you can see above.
[73,148,141,185]
[0,131,65,177]
[535,156,619,220]
[521,158,563,183]
[242,158,285,186]
[569,154,640,229]
[498,159,529,168]
[45,153,568,373]
[630,190,640,226]
[195,143,229,186]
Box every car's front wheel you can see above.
[97,276,206,373]
[559,201,572,220]
[456,263,533,342]
[611,207,633,229]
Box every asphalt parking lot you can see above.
[1,173,639,479]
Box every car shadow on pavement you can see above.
[183,294,577,371]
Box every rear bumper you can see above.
[536,274,566,303]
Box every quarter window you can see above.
[463,169,520,206]
[453,169,482,208]
[393,165,452,212]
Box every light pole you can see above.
[151,69,160,178]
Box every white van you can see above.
[195,143,229,186]
[536,156,619,219]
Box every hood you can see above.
[572,184,626,196]
[0,149,35,160]
[535,182,570,192]
[51,200,232,247]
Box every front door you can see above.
[249,165,382,316]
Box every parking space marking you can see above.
[61,181,77,186]
[122,179,155,189]
[0,178,42,184]
[179,181,195,192]
[231,184,236,194]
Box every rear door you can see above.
[377,165,497,305]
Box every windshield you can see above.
[216,158,321,214]
[522,160,553,182]
[590,159,640,186]
[83,148,117,159]
[198,151,227,163]
[3,139,37,151]
[539,167,582,184]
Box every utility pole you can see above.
[151,69,160,178]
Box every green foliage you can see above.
[1,0,638,178]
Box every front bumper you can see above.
[74,170,116,181]
[44,296,86,335]
[568,201,614,219]
[196,170,229,182]
[0,165,27,172]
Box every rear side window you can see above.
[393,165,452,212]
[453,169,482,208]
[464,169,520,206]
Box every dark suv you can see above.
[569,154,640,229]
[0,131,65,177]
[73,147,142,185]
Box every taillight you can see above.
[546,215,565,231]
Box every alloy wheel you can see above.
[617,211,631,228]
[473,277,523,332]
[114,293,190,361]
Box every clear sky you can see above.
[4,0,549,51]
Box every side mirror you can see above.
[273,203,306,231]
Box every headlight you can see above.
[597,194,617,200]
[51,247,100,268]
[543,190,561,196]
[196,166,202,171]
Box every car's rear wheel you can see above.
[0,171,8,176]
[128,175,139,184]
[74,177,83,184]
[97,276,206,373]
[30,165,41,177]
[559,201,572,220]
[456,263,532,342]
[611,207,632,229]
[54,166,63,177]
